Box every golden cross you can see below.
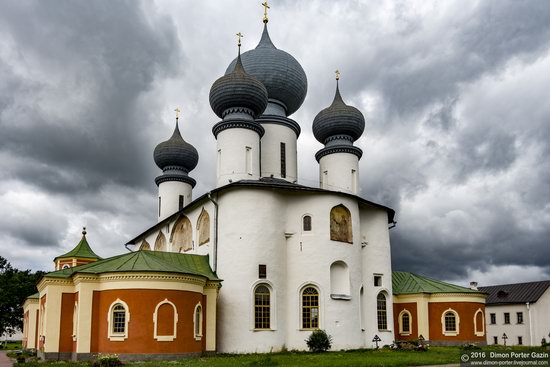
[335,70,340,81]
[174,107,181,119]
[262,1,270,24]
[236,32,243,47]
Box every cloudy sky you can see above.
[0,0,549,287]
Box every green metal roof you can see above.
[46,250,220,281]
[27,292,39,299]
[392,271,481,295]
[54,231,101,261]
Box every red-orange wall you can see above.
[59,293,76,353]
[90,289,206,355]
[428,302,485,342]
[393,302,418,340]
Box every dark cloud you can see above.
[0,1,549,286]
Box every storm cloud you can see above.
[0,0,549,286]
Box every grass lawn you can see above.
[0,340,22,350]
[16,346,547,367]
[17,347,461,367]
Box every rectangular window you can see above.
[158,197,161,217]
[351,169,357,193]
[280,142,286,178]
[518,336,523,345]
[490,313,496,324]
[259,264,267,279]
[516,312,523,324]
[493,336,498,345]
[504,313,510,324]
[179,195,184,210]
[374,275,382,287]
[246,146,252,175]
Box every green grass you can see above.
[0,340,22,350]
[15,346,549,367]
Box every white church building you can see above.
[24,12,398,359]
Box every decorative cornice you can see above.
[162,165,189,174]
[256,114,301,137]
[222,106,255,119]
[324,134,353,145]
[98,273,207,286]
[212,119,265,138]
[155,174,196,187]
[315,145,363,162]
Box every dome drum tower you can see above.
[313,79,365,195]
[153,113,199,221]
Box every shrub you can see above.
[93,354,122,367]
[305,329,333,353]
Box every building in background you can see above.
[479,281,550,346]
[392,272,487,345]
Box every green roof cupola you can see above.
[53,227,101,270]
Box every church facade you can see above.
[23,10,399,360]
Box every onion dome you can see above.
[312,81,365,145]
[154,119,198,174]
[210,51,268,119]
[225,25,307,116]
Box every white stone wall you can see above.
[216,128,260,187]
[158,181,192,222]
[532,288,550,345]
[260,124,298,183]
[485,304,531,345]
[319,153,359,194]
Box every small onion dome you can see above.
[210,52,268,119]
[312,83,365,144]
[225,25,308,116]
[153,120,198,173]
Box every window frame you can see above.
[153,299,178,342]
[302,215,312,233]
[474,308,484,336]
[398,309,412,336]
[504,312,510,324]
[107,299,130,341]
[490,313,496,325]
[441,308,460,336]
[254,284,271,330]
[193,303,203,340]
[516,312,523,324]
[301,285,320,330]
[376,292,388,331]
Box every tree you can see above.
[0,255,44,337]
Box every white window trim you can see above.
[153,299,178,342]
[193,303,203,341]
[398,309,412,336]
[473,308,484,336]
[299,282,322,331]
[441,308,460,336]
[301,214,313,235]
[107,299,130,341]
[249,280,277,331]
[72,302,78,341]
[377,291,390,331]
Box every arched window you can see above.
[330,261,350,299]
[302,286,320,329]
[359,286,365,331]
[154,231,166,252]
[153,299,178,341]
[196,209,211,245]
[330,204,353,243]
[194,304,202,339]
[254,285,271,329]
[474,309,484,336]
[399,309,412,335]
[171,215,192,252]
[441,308,460,336]
[377,293,387,330]
[108,300,130,341]
[62,264,71,269]
[303,215,312,232]
[140,239,151,251]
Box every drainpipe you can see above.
[207,192,219,272]
[526,302,533,346]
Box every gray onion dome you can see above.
[210,52,268,119]
[153,121,198,173]
[225,25,307,116]
[312,83,365,144]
